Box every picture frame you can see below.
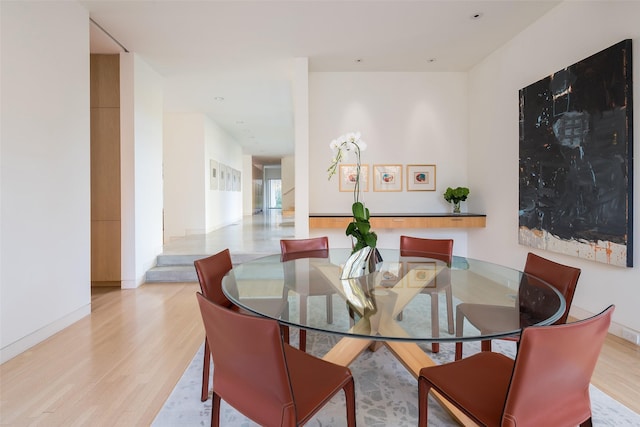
[219,163,227,191]
[406,262,438,288]
[233,169,241,192]
[226,166,233,191]
[339,164,369,192]
[407,164,436,191]
[373,164,402,192]
[380,262,403,288]
[209,159,219,190]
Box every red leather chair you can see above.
[195,248,290,401]
[455,252,581,360]
[194,249,237,402]
[419,305,614,427]
[280,237,333,352]
[280,236,329,254]
[399,235,454,353]
[196,292,356,427]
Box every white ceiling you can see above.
[82,0,560,160]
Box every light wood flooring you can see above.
[1,281,638,426]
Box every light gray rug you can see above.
[153,294,640,426]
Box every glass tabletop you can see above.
[221,248,565,343]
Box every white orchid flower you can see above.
[327,131,367,182]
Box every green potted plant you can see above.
[443,186,469,214]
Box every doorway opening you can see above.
[266,178,282,209]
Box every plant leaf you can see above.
[364,232,377,247]
[354,220,370,234]
[352,202,366,219]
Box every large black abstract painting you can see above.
[519,40,633,267]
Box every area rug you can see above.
[153,295,640,426]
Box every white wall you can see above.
[204,116,243,231]
[467,1,640,334]
[309,72,474,251]
[242,155,253,216]
[294,58,310,238]
[0,2,91,362]
[164,113,243,242]
[122,54,164,288]
[163,114,206,240]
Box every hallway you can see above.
[161,210,294,256]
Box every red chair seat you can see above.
[420,305,614,427]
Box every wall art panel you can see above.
[519,39,633,267]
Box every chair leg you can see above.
[455,308,465,360]
[445,286,454,334]
[280,295,291,345]
[418,376,432,427]
[580,417,593,427]
[281,325,290,344]
[430,293,440,353]
[326,294,333,324]
[201,338,211,401]
[211,392,221,427]
[344,377,356,427]
[481,339,492,352]
[299,294,308,352]
[299,329,307,352]
[455,342,463,360]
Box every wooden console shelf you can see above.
[309,213,486,229]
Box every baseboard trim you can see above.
[0,304,91,364]
[571,305,638,346]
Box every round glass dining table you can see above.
[221,248,565,343]
[221,248,565,426]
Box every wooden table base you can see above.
[316,263,476,425]
[322,337,476,426]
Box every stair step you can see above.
[145,265,197,283]
[156,254,209,266]
[145,252,273,283]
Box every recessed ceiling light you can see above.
[214,96,224,101]
[470,12,483,20]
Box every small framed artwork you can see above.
[225,166,233,191]
[220,164,231,191]
[373,164,402,192]
[219,164,227,191]
[232,169,241,191]
[210,160,219,190]
[406,262,438,288]
[339,164,369,192]
[380,262,403,288]
[407,164,436,191]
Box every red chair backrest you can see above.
[196,293,297,425]
[523,252,581,324]
[280,237,329,261]
[399,235,453,264]
[502,305,614,427]
[194,249,234,308]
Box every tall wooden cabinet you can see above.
[90,54,121,285]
